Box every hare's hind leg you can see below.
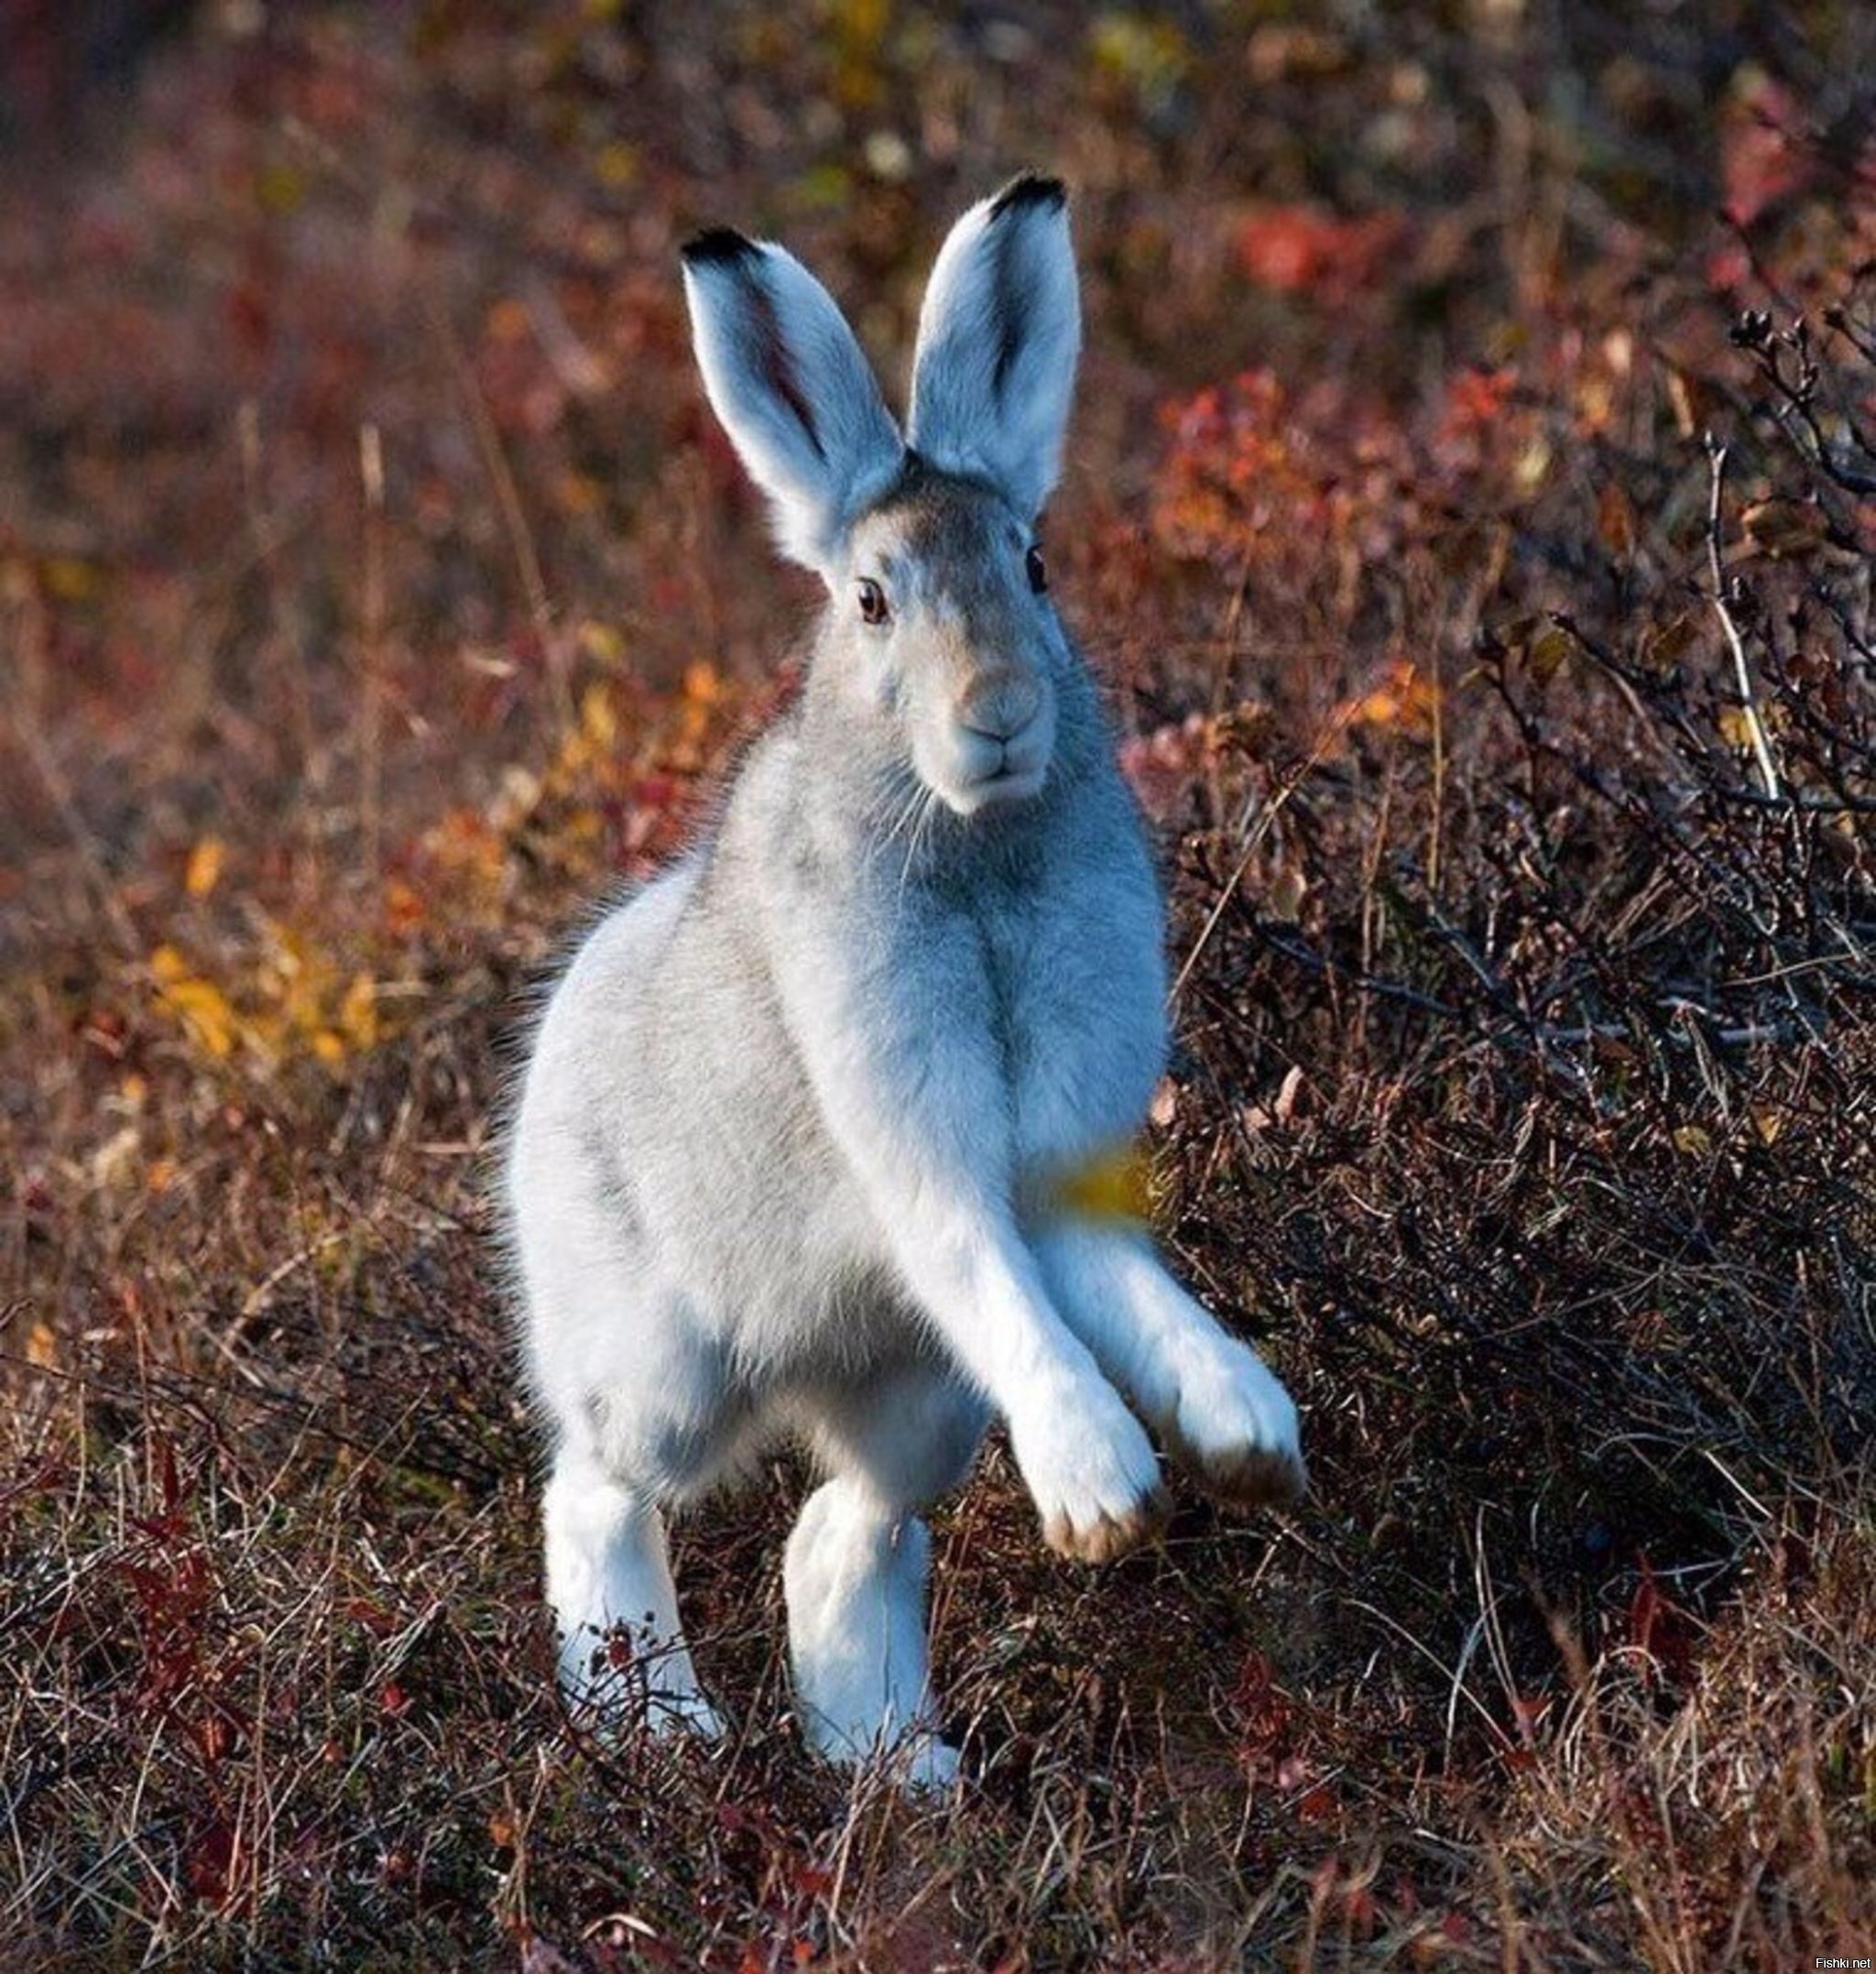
[785,1365,987,1788]
[544,1445,723,1738]
[521,1229,736,1738]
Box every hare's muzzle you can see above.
[958,666,1042,742]
[948,672,1052,813]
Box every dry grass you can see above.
[2,5,1871,1969]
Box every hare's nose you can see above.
[959,672,1041,742]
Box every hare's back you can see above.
[508,861,704,1199]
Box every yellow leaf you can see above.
[1639,615,1698,674]
[42,556,99,602]
[91,1125,141,1188]
[1344,659,1440,732]
[185,835,226,899]
[384,877,426,936]
[163,979,239,1058]
[554,471,604,516]
[244,1009,286,1065]
[1741,499,1827,559]
[1044,1143,1155,1224]
[1513,436,1553,492]
[1529,625,1572,684]
[27,1319,58,1368]
[1665,368,1698,439]
[576,620,624,667]
[792,161,856,206]
[580,682,617,751]
[492,766,542,831]
[1265,867,1308,924]
[338,973,378,1051]
[1575,373,1615,433]
[256,162,306,215]
[485,296,531,344]
[150,948,239,1059]
[1671,1124,1713,1156]
[594,140,638,188]
[1596,481,1634,557]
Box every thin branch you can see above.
[1171,702,1357,1007]
[1704,435,1783,801]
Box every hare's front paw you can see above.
[1010,1378,1169,1564]
[1161,1339,1305,1509]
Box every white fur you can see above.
[908,180,1081,521]
[682,237,902,573]
[505,178,1304,1785]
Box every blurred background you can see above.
[3,1,1868,803]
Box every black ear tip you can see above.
[682,227,760,268]
[988,172,1068,221]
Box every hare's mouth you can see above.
[933,723,1050,816]
[949,760,1047,816]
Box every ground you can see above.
[1,5,1871,1969]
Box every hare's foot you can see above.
[789,1367,984,1782]
[560,1623,726,1742]
[545,1454,721,1739]
[888,1730,962,1794]
[1158,1336,1305,1510]
[1010,1373,1170,1564]
[787,1478,953,1775]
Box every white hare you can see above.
[505,175,1304,1787]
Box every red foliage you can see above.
[1626,1553,1700,1691]
[1720,75,1812,226]
[1236,203,1408,302]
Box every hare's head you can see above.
[681,177,1081,818]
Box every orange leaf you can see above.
[184,835,225,900]
[1597,483,1635,558]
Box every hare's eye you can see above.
[856,577,890,627]
[1025,545,1048,594]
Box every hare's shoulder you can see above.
[550,862,701,1017]
[519,860,707,1119]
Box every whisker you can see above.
[897,786,940,915]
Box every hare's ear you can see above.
[907,176,1080,523]
[682,230,904,573]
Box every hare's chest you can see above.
[973,868,1169,1164]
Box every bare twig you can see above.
[1704,435,1782,802]
[420,286,573,730]
[237,399,319,780]
[1171,701,1357,1007]
[0,595,140,957]
[358,422,387,881]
